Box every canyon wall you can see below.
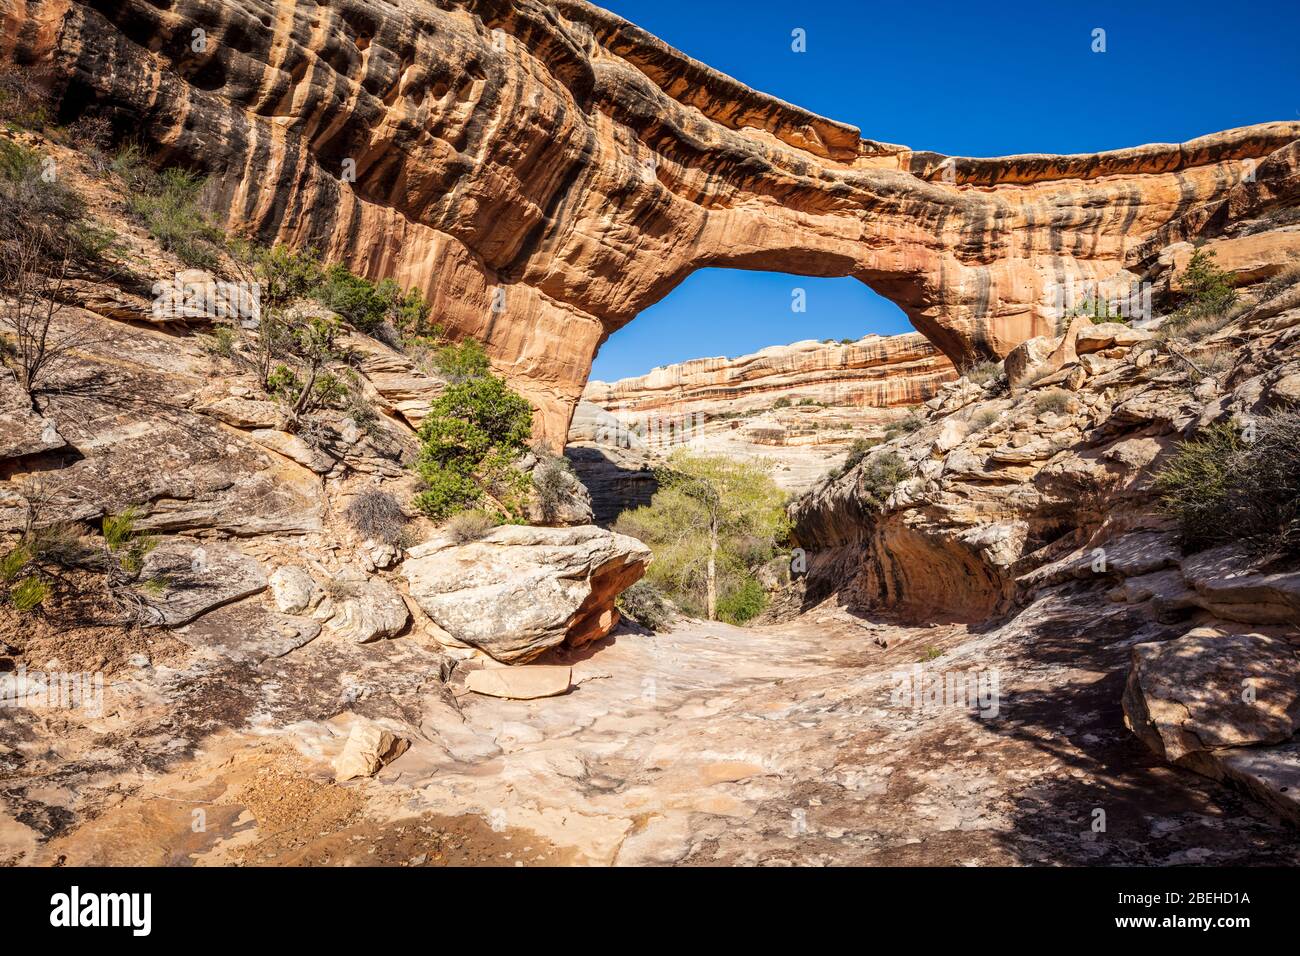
[6,0,1299,444]
[583,332,955,420]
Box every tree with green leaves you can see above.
[414,369,534,520]
[615,451,788,623]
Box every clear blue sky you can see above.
[589,0,1300,380]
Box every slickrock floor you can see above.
[4,589,1296,866]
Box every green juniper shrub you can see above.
[1165,248,1238,338]
[413,368,534,521]
[430,337,491,384]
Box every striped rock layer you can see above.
[8,0,1299,443]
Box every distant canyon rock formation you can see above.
[8,0,1299,443]
[582,332,955,424]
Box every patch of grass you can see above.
[969,407,1000,430]
[1034,388,1072,415]
[919,645,943,662]
[444,509,496,544]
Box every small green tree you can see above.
[1169,247,1237,333]
[615,452,787,622]
[413,370,534,520]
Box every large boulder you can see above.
[330,577,409,644]
[1123,628,1300,766]
[403,525,651,663]
[140,538,268,627]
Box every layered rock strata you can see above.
[6,0,1298,443]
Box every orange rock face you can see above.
[9,0,1298,445]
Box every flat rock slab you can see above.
[178,599,321,664]
[464,665,572,700]
[1182,545,1300,625]
[141,538,268,627]
[1124,627,1300,764]
[0,368,65,460]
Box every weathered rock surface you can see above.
[0,369,65,460]
[1123,628,1300,765]
[332,718,410,782]
[11,0,1298,443]
[463,665,572,700]
[140,538,268,628]
[404,525,651,663]
[330,578,410,645]
[269,566,318,615]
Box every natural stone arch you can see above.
[11,0,1299,445]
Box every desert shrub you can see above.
[1166,248,1238,336]
[859,451,909,509]
[0,66,52,130]
[969,407,1000,430]
[313,265,428,335]
[1255,264,1300,303]
[1154,410,1300,554]
[445,509,496,544]
[342,488,407,545]
[532,453,577,523]
[884,407,926,440]
[1034,388,1072,415]
[961,359,1005,385]
[413,370,533,520]
[1061,296,1129,331]
[199,325,238,358]
[615,452,787,623]
[615,579,676,631]
[772,397,793,409]
[124,164,223,270]
[315,264,387,331]
[715,576,767,625]
[0,139,110,267]
[840,437,879,474]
